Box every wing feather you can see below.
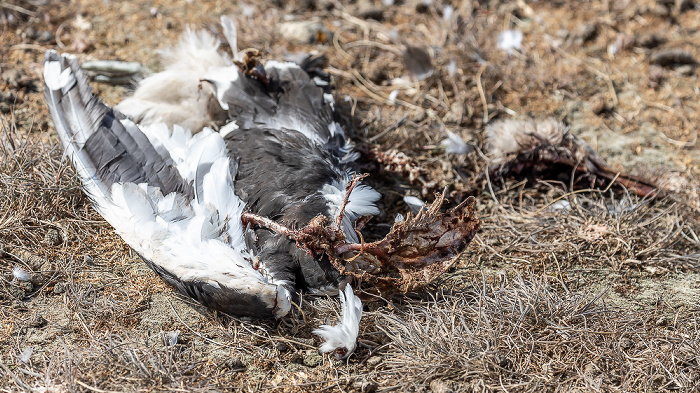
[43,50,291,318]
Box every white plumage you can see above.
[313,284,363,359]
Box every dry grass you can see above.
[1,0,700,392]
[376,276,700,392]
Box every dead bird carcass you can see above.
[42,17,479,358]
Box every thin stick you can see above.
[476,63,489,124]
[0,1,35,16]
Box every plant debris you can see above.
[243,177,480,295]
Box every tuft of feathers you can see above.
[485,117,568,163]
[116,23,234,132]
[313,284,363,359]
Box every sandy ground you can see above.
[1,0,699,392]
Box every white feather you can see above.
[403,195,425,213]
[220,15,239,61]
[440,130,469,155]
[497,30,523,54]
[322,176,380,242]
[116,28,232,132]
[313,284,363,355]
[43,60,75,91]
[12,266,31,282]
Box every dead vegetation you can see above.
[1,0,700,392]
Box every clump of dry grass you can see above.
[471,184,700,275]
[374,275,700,392]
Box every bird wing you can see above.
[44,50,291,318]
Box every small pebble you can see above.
[352,380,378,393]
[289,353,304,364]
[430,380,454,393]
[10,281,31,300]
[225,358,246,371]
[53,281,67,294]
[303,349,322,367]
[366,355,382,367]
[619,337,633,350]
[279,20,330,44]
[44,228,62,246]
[30,273,46,286]
[28,313,47,328]
[276,342,289,352]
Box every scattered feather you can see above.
[403,195,425,213]
[164,330,180,346]
[440,130,470,155]
[446,60,457,77]
[388,89,399,104]
[443,5,454,21]
[240,4,255,18]
[19,347,33,364]
[548,200,571,212]
[497,30,523,54]
[73,14,91,31]
[12,266,31,282]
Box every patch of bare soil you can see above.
[1,0,699,392]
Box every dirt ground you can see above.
[1,0,699,392]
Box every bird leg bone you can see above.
[241,179,480,293]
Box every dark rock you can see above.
[358,7,385,21]
[402,45,433,80]
[366,355,382,367]
[53,281,67,294]
[575,23,598,43]
[638,34,663,49]
[28,313,47,328]
[651,49,697,67]
[276,342,289,352]
[289,353,304,364]
[44,228,62,246]
[30,273,46,286]
[224,357,246,371]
